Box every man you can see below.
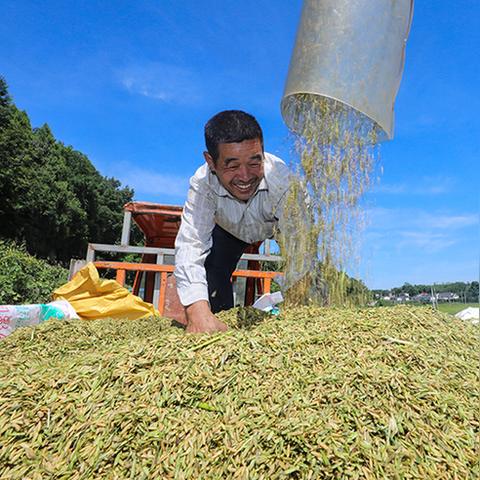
[174,110,291,333]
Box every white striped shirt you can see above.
[174,152,290,306]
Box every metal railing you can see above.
[93,260,282,315]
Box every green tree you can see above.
[0,77,135,263]
[0,77,34,241]
[60,145,134,249]
[466,281,479,303]
[15,124,88,260]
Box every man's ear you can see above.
[203,151,216,172]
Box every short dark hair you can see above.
[204,110,263,162]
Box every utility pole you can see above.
[431,284,437,310]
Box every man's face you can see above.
[204,138,265,202]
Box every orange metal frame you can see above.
[94,261,282,316]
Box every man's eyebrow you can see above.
[249,154,263,161]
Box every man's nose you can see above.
[237,164,250,181]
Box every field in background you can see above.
[437,302,479,315]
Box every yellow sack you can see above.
[53,263,159,320]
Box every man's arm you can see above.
[174,172,228,333]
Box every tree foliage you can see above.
[373,281,479,303]
[0,76,134,263]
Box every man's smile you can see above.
[233,181,255,191]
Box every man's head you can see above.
[204,110,265,202]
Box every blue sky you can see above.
[1,0,478,289]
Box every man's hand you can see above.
[185,300,228,334]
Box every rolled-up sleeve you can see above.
[174,175,216,306]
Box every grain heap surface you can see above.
[1,306,478,479]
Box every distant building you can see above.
[395,293,411,303]
[412,293,432,303]
[436,292,459,302]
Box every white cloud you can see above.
[112,164,189,199]
[117,62,201,104]
[374,175,454,195]
[365,207,478,253]
[367,207,477,230]
[374,183,408,194]
[397,231,456,252]
[419,213,478,229]
[361,207,478,288]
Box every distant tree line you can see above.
[373,281,479,303]
[0,76,134,264]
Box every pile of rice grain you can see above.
[1,306,478,479]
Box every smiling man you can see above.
[174,110,291,333]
